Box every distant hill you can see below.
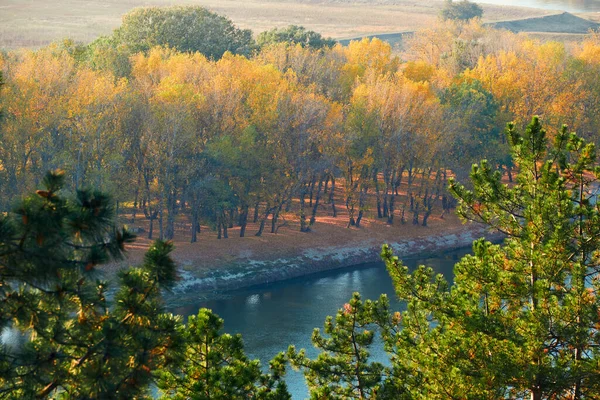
[338,12,599,47]
[491,12,600,34]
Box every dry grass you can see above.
[0,0,555,49]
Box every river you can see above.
[476,0,600,13]
[172,247,472,399]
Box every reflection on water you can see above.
[173,247,472,399]
[475,0,600,13]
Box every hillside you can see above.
[491,12,600,34]
[0,0,552,48]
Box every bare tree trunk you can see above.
[190,207,199,243]
[374,169,383,218]
[222,211,229,239]
[308,175,317,207]
[253,202,260,223]
[412,202,419,225]
[239,205,248,238]
[217,214,222,239]
[228,208,235,229]
[355,186,367,228]
[329,176,337,217]
[300,187,309,232]
[159,206,164,240]
[255,204,271,237]
[166,190,175,240]
[310,176,324,226]
[271,197,284,234]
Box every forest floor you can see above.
[106,177,501,304]
[115,200,468,272]
[0,0,557,49]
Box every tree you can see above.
[112,6,255,59]
[440,79,505,180]
[0,171,292,398]
[257,25,336,49]
[440,0,483,22]
[158,309,290,400]
[379,117,600,398]
[295,116,600,399]
[288,293,388,399]
[0,170,183,398]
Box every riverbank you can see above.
[167,223,502,306]
[110,211,503,306]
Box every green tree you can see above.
[112,6,255,59]
[288,293,387,399]
[440,79,505,180]
[0,171,290,399]
[158,308,290,399]
[379,117,600,398]
[440,0,483,21]
[0,170,184,398]
[257,25,336,49]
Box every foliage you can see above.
[377,117,600,398]
[0,172,289,399]
[4,17,600,240]
[440,0,483,21]
[158,309,290,400]
[111,6,254,59]
[257,25,336,49]
[0,170,177,398]
[288,293,388,399]
[440,79,505,179]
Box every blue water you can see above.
[173,247,472,399]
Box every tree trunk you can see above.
[255,205,270,237]
[308,175,317,207]
[158,208,164,240]
[222,211,229,239]
[217,216,222,239]
[148,216,154,239]
[228,208,235,229]
[166,190,175,240]
[412,202,419,225]
[239,205,248,238]
[329,176,337,217]
[191,208,198,243]
[310,176,324,226]
[300,188,309,232]
[253,202,260,223]
[374,169,383,218]
[355,186,367,228]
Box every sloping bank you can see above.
[165,224,503,306]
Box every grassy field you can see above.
[0,0,556,49]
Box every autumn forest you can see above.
[3,7,600,242]
[4,3,600,399]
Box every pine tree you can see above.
[158,308,290,400]
[0,170,185,398]
[0,171,291,399]
[380,117,600,398]
[287,292,387,399]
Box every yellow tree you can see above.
[0,46,75,204]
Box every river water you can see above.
[476,0,600,13]
[172,247,472,399]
